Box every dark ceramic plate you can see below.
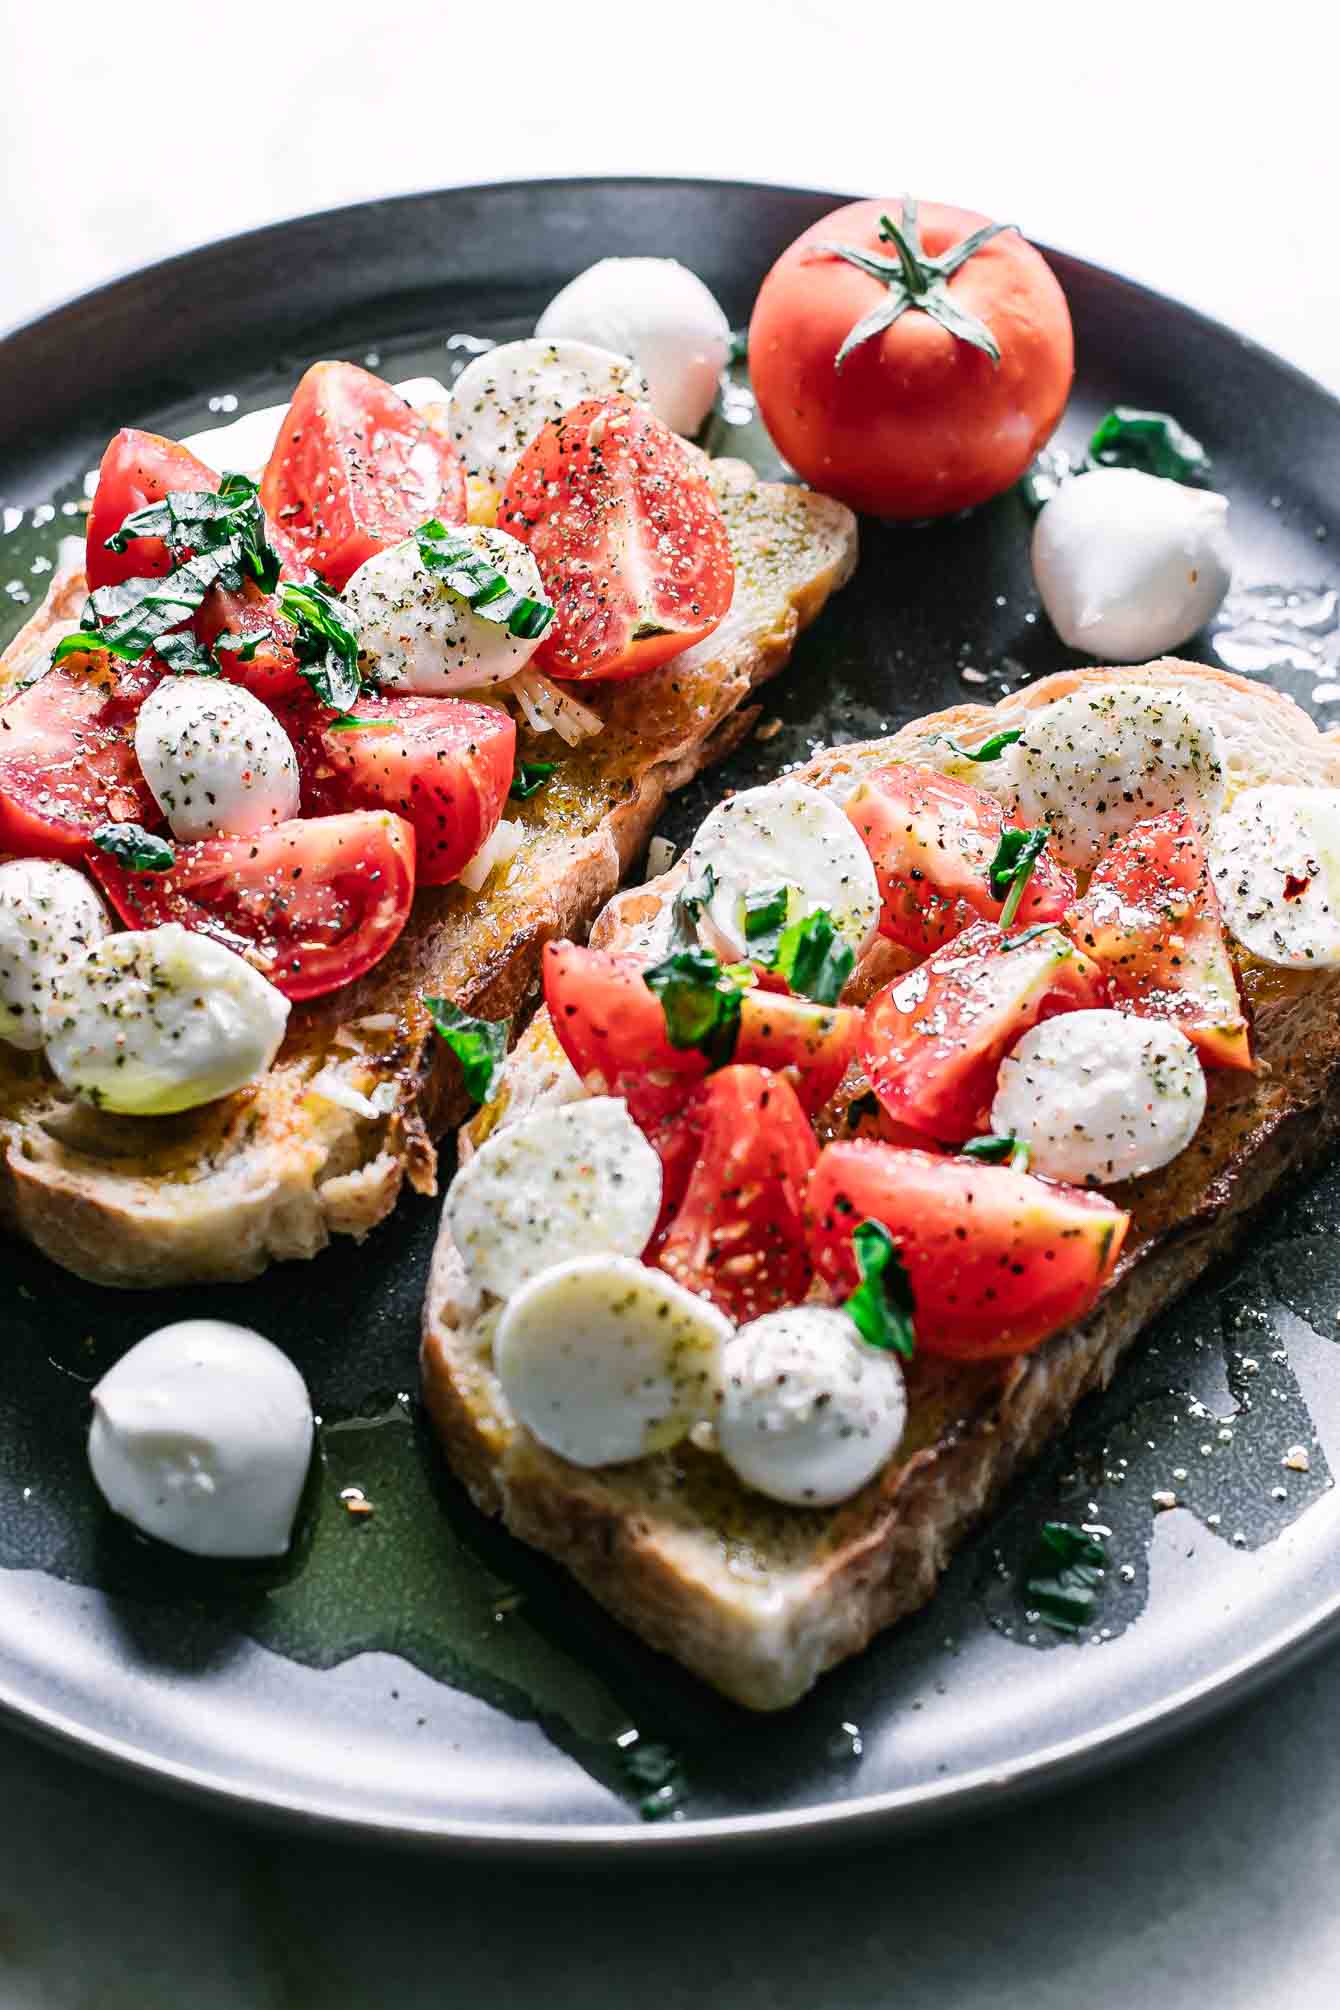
[3,179,1340,1855]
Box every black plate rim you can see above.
[3,174,1340,1856]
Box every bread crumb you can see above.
[1283,1445,1311,1473]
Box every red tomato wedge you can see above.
[194,583,305,700]
[283,692,514,887]
[0,651,163,862]
[653,1066,818,1322]
[498,397,734,681]
[1066,811,1252,1071]
[259,363,467,591]
[86,430,220,589]
[543,943,861,1126]
[88,811,415,1002]
[863,919,1107,1143]
[845,763,1076,955]
[806,1141,1128,1359]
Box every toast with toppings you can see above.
[0,459,857,1287]
[421,659,1340,1710]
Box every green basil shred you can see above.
[423,996,511,1106]
[960,1133,1032,1173]
[1022,1521,1109,1634]
[416,520,554,640]
[509,759,556,801]
[938,728,1022,764]
[643,947,743,1067]
[91,822,176,873]
[1087,407,1211,486]
[770,907,855,1007]
[844,1219,917,1358]
[276,579,362,712]
[988,824,1050,926]
[741,882,792,962]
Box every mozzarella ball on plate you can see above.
[88,1319,313,1557]
[449,338,648,488]
[0,859,110,1051]
[991,1008,1207,1185]
[446,1096,663,1299]
[1210,783,1340,967]
[536,257,732,435]
[1032,467,1232,661]
[134,678,300,841]
[46,922,290,1115]
[717,1306,907,1506]
[494,1254,730,1467]
[1004,682,1226,869]
[344,525,548,695]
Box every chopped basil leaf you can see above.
[1087,407,1212,486]
[961,1133,1032,1172]
[741,882,792,962]
[669,861,717,950]
[937,728,1022,764]
[423,996,511,1106]
[416,520,555,641]
[91,822,176,872]
[278,579,362,712]
[988,824,1049,926]
[509,759,556,801]
[212,625,273,666]
[771,907,855,1006]
[844,1219,916,1358]
[1023,1521,1108,1635]
[155,630,219,676]
[57,475,280,671]
[643,947,742,1067]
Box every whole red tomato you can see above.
[749,197,1073,519]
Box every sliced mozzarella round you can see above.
[536,257,731,436]
[0,859,110,1052]
[88,1320,313,1557]
[449,338,648,488]
[344,526,547,695]
[1032,468,1233,661]
[134,679,300,841]
[683,778,880,964]
[1210,784,1340,966]
[446,1096,662,1299]
[495,1254,730,1467]
[46,922,290,1115]
[991,1008,1206,1186]
[1005,682,1226,869]
[717,1306,907,1507]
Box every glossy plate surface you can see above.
[2,179,1340,1854]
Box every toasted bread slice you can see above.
[422,659,1340,1710]
[0,461,857,1286]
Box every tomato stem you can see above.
[818,196,1017,372]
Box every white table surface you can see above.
[2,5,1339,2004]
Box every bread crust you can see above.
[0,463,856,1286]
[422,659,1340,1708]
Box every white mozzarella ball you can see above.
[0,860,110,1052]
[684,778,880,964]
[717,1306,907,1507]
[449,338,648,488]
[1210,784,1340,967]
[134,679,299,841]
[494,1254,730,1467]
[88,1320,313,1558]
[536,257,731,436]
[1006,682,1226,868]
[344,526,547,695]
[46,922,290,1115]
[1032,468,1232,661]
[446,1096,663,1300]
[991,1008,1206,1186]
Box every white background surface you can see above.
[2,4,1339,2005]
